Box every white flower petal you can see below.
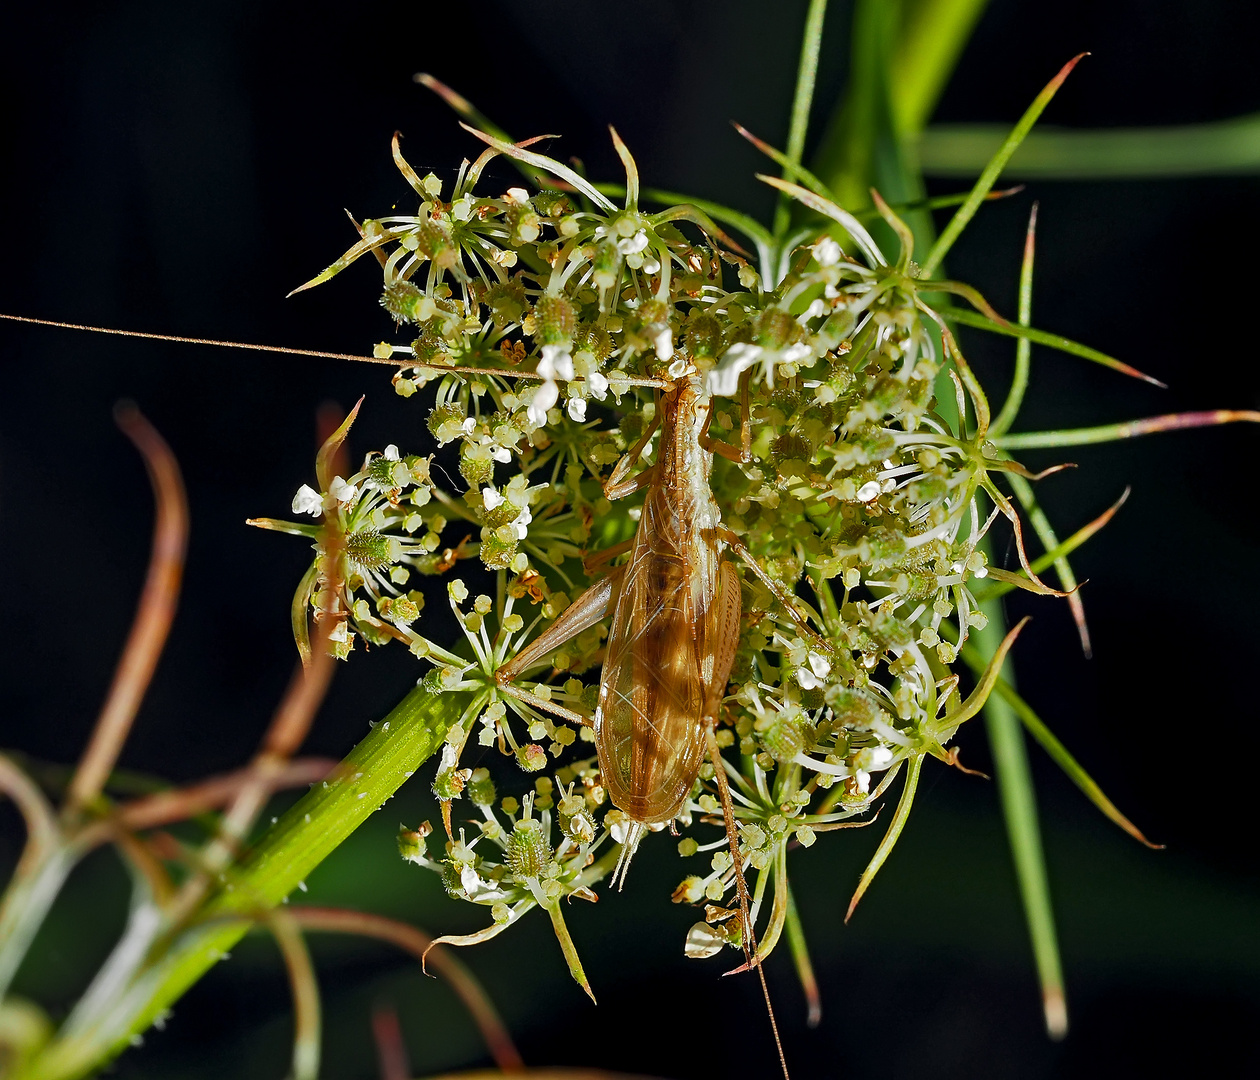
[567,397,587,422]
[291,484,323,516]
[329,476,359,504]
[813,237,842,267]
[706,342,763,397]
[652,326,674,362]
[482,487,504,510]
[616,229,649,255]
[588,372,609,400]
[383,444,400,460]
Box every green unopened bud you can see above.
[533,293,578,346]
[467,768,497,806]
[505,817,551,879]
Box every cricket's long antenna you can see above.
[705,724,790,1080]
[0,313,672,388]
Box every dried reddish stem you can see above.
[288,906,524,1073]
[66,406,188,817]
[110,757,337,832]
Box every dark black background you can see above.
[1,2,1258,1077]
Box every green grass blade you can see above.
[923,54,1085,276]
[990,202,1037,437]
[785,883,822,1027]
[968,612,1067,1039]
[773,0,830,240]
[919,112,1260,178]
[937,304,1165,386]
[995,410,1260,450]
[890,0,992,136]
[845,752,923,922]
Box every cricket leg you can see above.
[705,722,790,1080]
[496,565,624,687]
[718,526,827,649]
[602,409,662,501]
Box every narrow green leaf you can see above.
[968,609,1067,1040]
[774,0,830,240]
[785,883,822,1028]
[845,752,923,922]
[990,202,1038,438]
[995,410,1260,450]
[937,304,1165,387]
[919,111,1260,178]
[923,54,1085,276]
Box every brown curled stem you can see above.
[66,406,188,818]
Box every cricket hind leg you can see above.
[704,723,790,1080]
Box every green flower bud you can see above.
[505,817,550,879]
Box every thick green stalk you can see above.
[19,684,462,1080]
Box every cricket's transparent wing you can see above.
[595,497,708,824]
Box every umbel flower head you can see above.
[259,80,1167,1002]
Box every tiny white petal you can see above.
[801,299,826,320]
[328,620,349,643]
[482,487,504,510]
[460,865,483,893]
[854,770,871,793]
[506,186,530,203]
[329,476,359,504]
[856,480,882,502]
[652,326,674,362]
[813,237,842,267]
[588,371,609,399]
[807,651,831,679]
[796,667,819,690]
[870,747,894,768]
[616,229,649,255]
[641,256,661,275]
[383,444,400,460]
[292,484,323,516]
[493,447,512,463]
[461,417,476,433]
[539,344,574,381]
[782,342,812,363]
[567,397,587,422]
[706,342,763,397]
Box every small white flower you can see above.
[652,326,674,362]
[505,187,530,203]
[460,865,484,894]
[616,229,649,255]
[537,344,574,381]
[782,342,813,364]
[588,372,609,400]
[329,476,359,504]
[482,487,504,511]
[813,237,842,267]
[567,397,587,422]
[292,484,323,516]
[706,342,763,397]
[527,380,560,426]
[512,506,533,540]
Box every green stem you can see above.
[18,684,463,1080]
[774,0,830,241]
[971,607,1067,1039]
